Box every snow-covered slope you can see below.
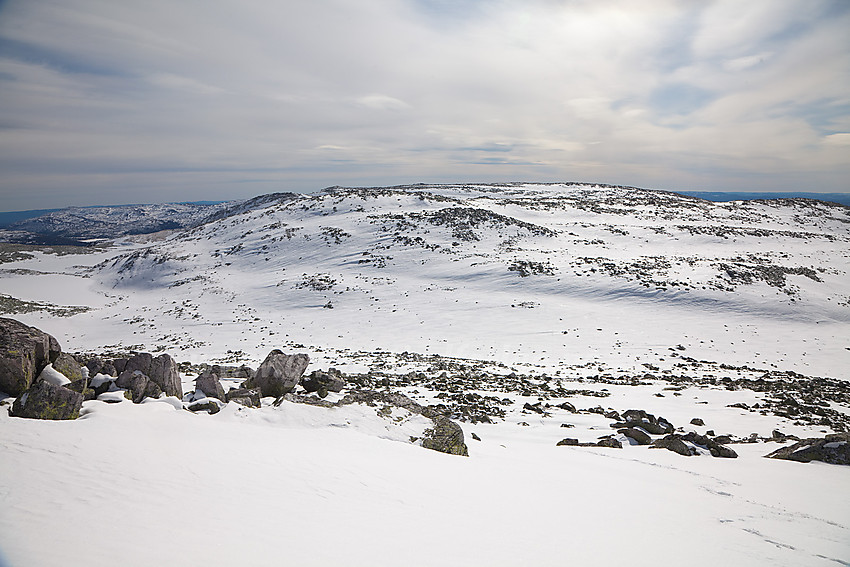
[1,183,849,567]
[12,182,842,377]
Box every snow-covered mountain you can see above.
[2,183,849,567]
[0,201,232,245]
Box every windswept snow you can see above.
[1,183,849,566]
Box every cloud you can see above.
[0,0,848,210]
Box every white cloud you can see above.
[0,0,847,210]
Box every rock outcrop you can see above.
[248,350,309,398]
[10,380,83,420]
[611,409,674,435]
[0,318,61,396]
[766,433,850,465]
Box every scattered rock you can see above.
[10,380,82,420]
[651,432,737,458]
[611,409,674,435]
[302,368,345,396]
[248,350,309,398]
[0,317,61,396]
[766,433,850,465]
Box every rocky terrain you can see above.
[1,183,849,567]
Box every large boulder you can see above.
[195,369,226,402]
[0,318,62,396]
[766,433,850,465]
[226,387,262,408]
[122,353,182,398]
[422,416,469,456]
[10,380,83,420]
[53,353,84,383]
[619,427,652,445]
[249,350,309,398]
[116,369,162,403]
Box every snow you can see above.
[36,364,69,387]
[1,184,849,565]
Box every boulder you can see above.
[122,353,182,398]
[0,318,61,396]
[690,418,705,426]
[249,350,309,398]
[116,369,162,404]
[187,399,223,415]
[53,353,84,383]
[422,416,468,456]
[651,435,696,456]
[596,437,623,448]
[301,368,345,396]
[10,380,82,420]
[226,387,261,408]
[766,433,850,465]
[85,357,117,378]
[619,427,652,445]
[556,401,577,413]
[612,409,673,435]
[557,438,579,446]
[195,370,226,401]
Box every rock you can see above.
[64,379,97,401]
[301,368,346,395]
[0,318,61,396]
[523,402,545,414]
[53,353,83,382]
[113,358,128,374]
[10,380,82,420]
[557,438,579,446]
[116,369,162,404]
[249,350,309,398]
[226,387,261,408]
[187,399,222,414]
[556,401,577,413]
[612,409,674,435]
[651,435,696,456]
[766,433,850,465]
[596,437,622,448]
[422,416,468,456]
[619,427,652,445]
[651,433,737,458]
[149,354,182,398]
[195,370,226,401]
[471,432,481,441]
[690,418,705,426]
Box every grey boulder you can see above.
[249,350,309,398]
[0,318,61,396]
[10,380,83,420]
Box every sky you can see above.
[0,0,848,211]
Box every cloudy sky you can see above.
[0,0,848,210]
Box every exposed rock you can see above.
[651,435,696,456]
[64,379,97,401]
[149,354,182,398]
[226,387,261,408]
[187,399,222,414]
[690,417,705,426]
[53,353,83,383]
[85,357,117,377]
[766,433,850,465]
[619,427,652,445]
[113,358,128,374]
[471,432,481,441]
[611,409,674,435]
[10,380,82,420]
[248,350,309,398]
[596,437,623,448]
[301,368,345,396]
[556,401,577,413]
[116,369,162,404]
[0,317,61,396]
[557,438,579,446]
[422,416,468,456]
[651,432,737,458]
[195,370,226,401]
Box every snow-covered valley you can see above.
[1,183,849,566]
